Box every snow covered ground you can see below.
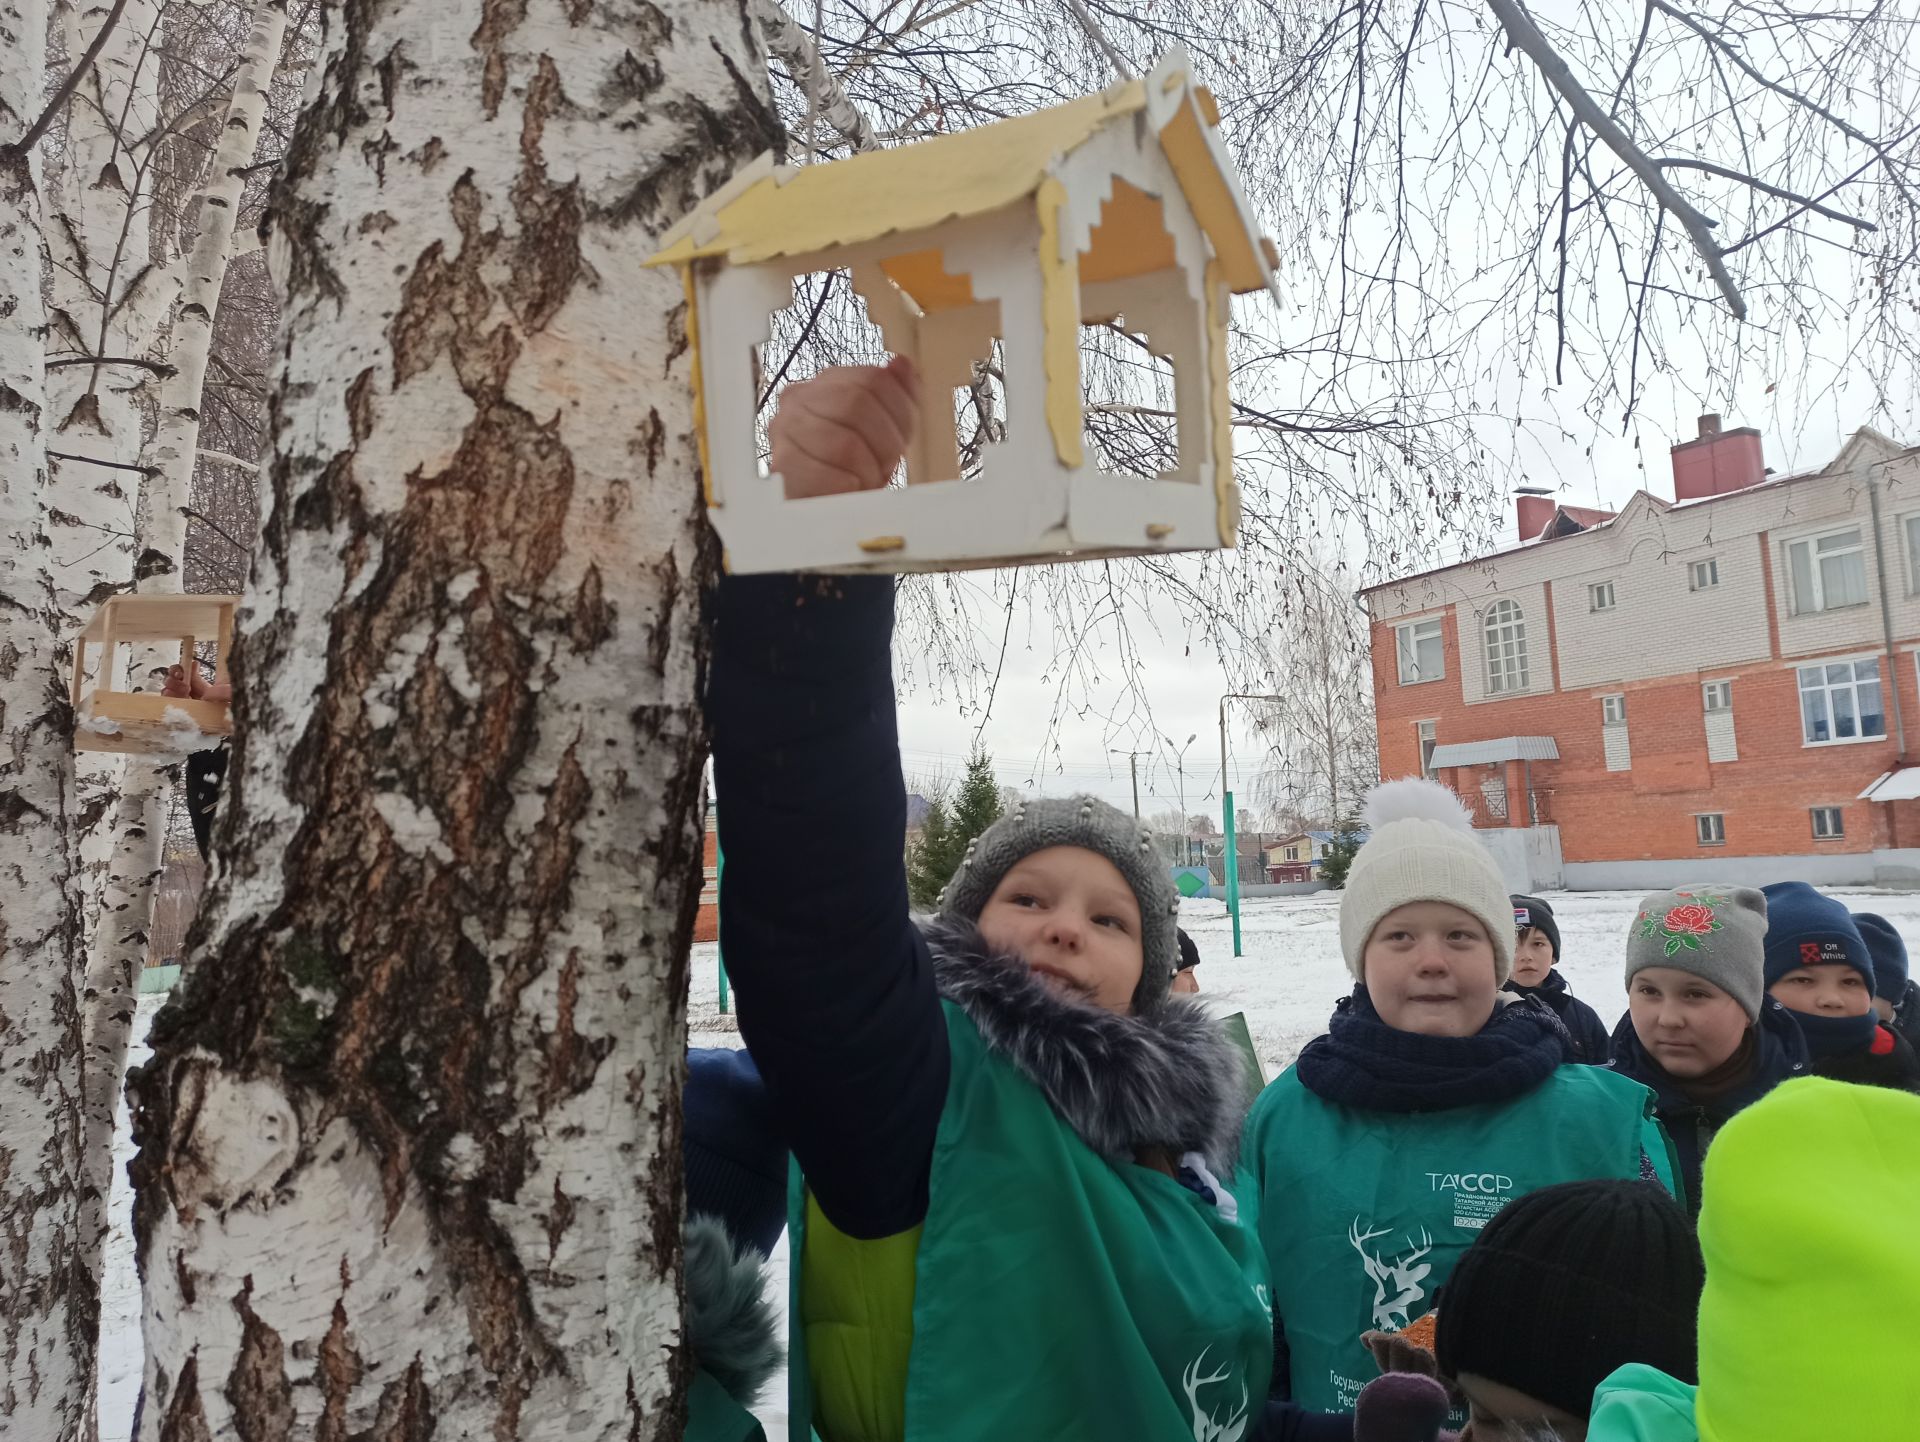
[104,886,1920,1439]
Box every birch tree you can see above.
[77,0,291,1309]
[0,5,96,1437]
[126,3,779,1438]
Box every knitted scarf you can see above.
[1295,987,1567,1114]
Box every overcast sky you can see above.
[894,360,1894,823]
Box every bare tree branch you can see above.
[0,0,132,158]
[1485,0,1746,319]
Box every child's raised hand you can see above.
[769,355,919,499]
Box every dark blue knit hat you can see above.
[1760,882,1873,991]
[1852,913,1909,1003]
[685,1047,788,1258]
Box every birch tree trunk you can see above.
[1,5,98,1438]
[78,0,289,1265]
[43,0,168,614]
[127,1,780,1437]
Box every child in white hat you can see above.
[1237,779,1680,1419]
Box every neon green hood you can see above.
[1696,1077,1920,1442]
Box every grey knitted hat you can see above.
[938,794,1180,1010]
[1625,886,1768,1023]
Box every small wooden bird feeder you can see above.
[71,594,238,755]
[647,46,1281,574]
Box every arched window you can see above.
[1483,599,1529,695]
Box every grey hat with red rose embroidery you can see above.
[1625,886,1769,1022]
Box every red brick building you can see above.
[694,811,719,943]
[1364,419,1920,890]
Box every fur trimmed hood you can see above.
[685,1215,783,1406]
[919,915,1252,1175]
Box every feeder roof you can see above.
[646,49,1279,304]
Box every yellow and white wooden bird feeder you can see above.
[71,594,237,754]
[647,46,1280,574]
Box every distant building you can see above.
[1266,831,1335,882]
[1364,417,1920,890]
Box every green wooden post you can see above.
[1224,789,1242,958]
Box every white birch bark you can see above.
[43,0,169,618]
[1,5,97,1438]
[126,1,779,1437]
[77,0,288,1275]
[753,0,876,152]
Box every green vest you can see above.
[790,1000,1274,1442]
[1242,1063,1677,1414]
[684,1370,767,1442]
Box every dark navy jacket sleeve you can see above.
[1255,1401,1354,1441]
[706,572,948,1240]
[1563,992,1612,1065]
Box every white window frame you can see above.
[1588,580,1616,612]
[1482,599,1530,696]
[1812,806,1846,840]
[1416,719,1438,779]
[1785,526,1868,615]
[1906,514,1920,595]
[1696,813,1727,847]
[1601,693,1627,724]
[1689,557,1720,591]
[1395,617,1445,685]
[1702,679,1733,713]
[1797,656,1887,747]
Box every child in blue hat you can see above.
[1761,883,1920,1094]
[1854,911,1920,1050]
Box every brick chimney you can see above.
[1671,413,1766,502]
[1515,487,1555,542]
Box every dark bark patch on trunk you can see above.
[314,1294,364,1442]
[160,1352,215,1442]
[569,564,613,653]
[470,0,530,119]
[632,406,666,478]
[364,1356,436,1442]
[509,58,583,334]
[229,1278,296,1439]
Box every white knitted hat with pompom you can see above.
[1338,778,1516,986]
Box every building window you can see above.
[1589,580,1616,612]
[1395,617,1445,685]
[1812,806,1845,840]
[1786,527,1868,614]
[1601,694,1627,724]
[1416,719,1438,779]
[1689,558,1720,591]
[1907,515,1920,594]
[1798,658,1886,745]
[1483,599,1529,695]
[1702,679,1733,713]
[1696,813,1727,847]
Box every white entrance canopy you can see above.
[1427,736,1560,769]
[1859,769,1920,802]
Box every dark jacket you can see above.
[1505,968,1610,1063]
[1811,1022,1920,1094]
[1895,979,1920,1052]
[1606,998,1809,1215]
[708,574,1332,1442]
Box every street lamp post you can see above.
[1168,732,1197,863]
[1109,749,1142,818]
[1219,693,1287,958]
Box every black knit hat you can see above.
[1434,1179,1703,1419]
[1511,893,1561,962]
[1176,928,1201,973]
